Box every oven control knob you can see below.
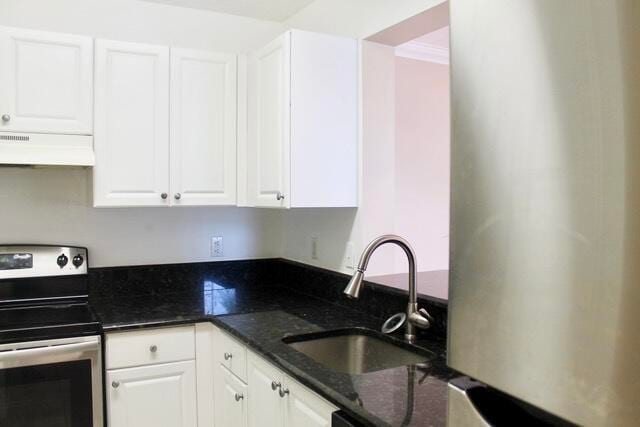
[56,254,68,268]
[72,254,84,268]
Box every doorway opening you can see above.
[359,1,450,301]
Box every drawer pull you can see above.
[235,393,244,402]
[149,345,157,353]
[279,387,289,398]
[112,381,120,389]
[224,352,233,360]
[271,381,281,391]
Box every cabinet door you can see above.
[107,360,197,427]
[247,32,290,208]
[247,352,283,427]
[170,48,237,206]
[0,26,92,134]
[93,39,170,207]
[283,377,336,427]
[214,364,248,427]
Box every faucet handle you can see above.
[409,308,433,330]
[419,308,434,323]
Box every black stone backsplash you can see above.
[88,258,281,298]
[89,258,447,340]
[275,259,448,341]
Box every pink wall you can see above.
[394,56,450,272]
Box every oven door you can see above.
[0,336,103,427]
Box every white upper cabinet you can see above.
[93,39,170,207]
[0,26,93,135]
[246,30,358,208]
[93,40,238,207]
[246,33,290,208]
[170,48,237,206]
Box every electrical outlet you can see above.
[210,236,223,257]
[345,241,355,269]
[310,236,319,260]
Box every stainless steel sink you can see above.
[283,329,434,374]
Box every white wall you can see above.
[394,57,450,273]
[282,41,398,276]
[0,167,282,267]
[0,0,285,268]
[281,1,449,275]
[0,0,450,272]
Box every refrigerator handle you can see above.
[448,380,492,427]
[447,377,577,427]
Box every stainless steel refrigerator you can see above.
[447,0,639,425]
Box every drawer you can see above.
[106,325,195,369]
[216,329,247,382]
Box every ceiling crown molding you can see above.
[395,41,449,65]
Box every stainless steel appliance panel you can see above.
[448,0,640,425]
[0,335,103,427]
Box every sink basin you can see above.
[283,328,434,374]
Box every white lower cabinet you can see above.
[284,377,336,427]
[107,360,197,427]
[105,324,210,427]
[215,329,337,427]
[105,325,337,427]
[247,351,284,427]
[215,364,249,427]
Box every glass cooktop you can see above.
[0,302,100,344]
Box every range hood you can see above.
[0,132,94,167]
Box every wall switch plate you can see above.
[345,241,355,269]
[310,236,319,260]
[210,236,223,257]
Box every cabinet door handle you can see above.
[224,352,233,360]
[149,345,157,353]
[276,192,285,201]
[271,381,281,391]
[279,387,289,398]
[174,193,181,200]
[234,393,244,402]
[161,193,168,200]
[112,381,120,389]
[1,114,10,123]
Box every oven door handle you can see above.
[0,341,98,362]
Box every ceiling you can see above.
[412,26,449,48]
[139,0,315,22]
[395,26,450,64]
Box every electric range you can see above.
[0,245,103,427]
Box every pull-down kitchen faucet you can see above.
[344,235,433,343]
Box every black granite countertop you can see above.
[92,287,454,426]
[89,259,458,426]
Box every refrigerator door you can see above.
[448,0,640,426]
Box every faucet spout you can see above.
[343,234,432,342]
